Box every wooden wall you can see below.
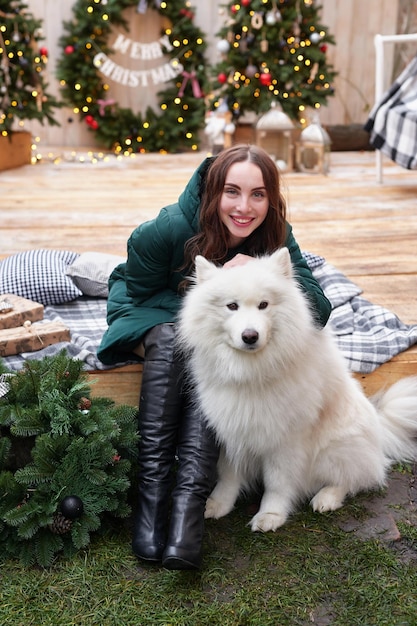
[17,0,417,147]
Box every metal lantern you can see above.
[255,102,295,171]
[296,115,331,174]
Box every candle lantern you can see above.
[255,102,295,171]
[296,115,331,174]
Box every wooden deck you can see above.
[1,148,416,405]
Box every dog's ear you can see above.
[270,247,293,277]
[194,255,217,284]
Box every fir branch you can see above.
[0,352,138,566]
[35,530,64,567]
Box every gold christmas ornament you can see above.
[251,12,264,30]
[260,39,269,53]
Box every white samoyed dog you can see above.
[177,248,417,533]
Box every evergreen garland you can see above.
[56,0,209,153]
[0,352,139,567]
[0,0,61,135]
[211,0,336,122]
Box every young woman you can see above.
[97,144,332,570]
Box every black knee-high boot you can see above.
[132,323,183,563]
[162,398,219,570]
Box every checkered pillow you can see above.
[0,250,82,305]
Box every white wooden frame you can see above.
[374,33,417,183]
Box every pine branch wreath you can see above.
[56,0,209,153]
[0,352,139,567]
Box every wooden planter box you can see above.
[0,131,32,172]
[325,124,373,152]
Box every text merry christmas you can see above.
[93,33,182,87]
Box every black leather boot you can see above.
[131,323,183,563]
[162,399,219,571]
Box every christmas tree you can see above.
[0,352,139,567]
[0,0,61,135]
[210,0,336,123]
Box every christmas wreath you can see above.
[0,352,139,566]
[56,0,209,153]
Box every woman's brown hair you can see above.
[183,144,287,269]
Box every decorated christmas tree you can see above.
[0,0,61,135]
[210,0,336,124]
[0,352,139,566]
[56,0,209,154]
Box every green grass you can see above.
[1,490,417,626]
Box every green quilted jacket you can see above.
[97,158,331,365]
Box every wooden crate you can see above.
[0,131,32,172]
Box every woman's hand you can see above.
[223,254,254,269]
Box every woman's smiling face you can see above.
[218,160,270,248]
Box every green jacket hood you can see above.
[177,156,215,231]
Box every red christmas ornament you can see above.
[231,4,238,13]
[179,8,194,19]
[320,44,328,53]
[64,45,75,55]
[259,72,272,86]
[242,0,251,5]
[217,72,228,84]
[85,115,98,130]
[39,46,48,57]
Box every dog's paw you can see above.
[205,497,233,520]
[310,486,346,513]
[250,511,287,533]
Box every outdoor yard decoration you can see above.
[0,351,139,567]
[56,0,209,154]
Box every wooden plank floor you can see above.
[1,148,417,402]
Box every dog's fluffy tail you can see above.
[372,376,417,463]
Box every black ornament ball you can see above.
[60,495,84,520]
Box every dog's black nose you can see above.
[242,329,259,345]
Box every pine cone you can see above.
[49,512,73,535]
[78,397,92,411]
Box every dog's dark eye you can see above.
[227,302,239,311]
[258,301,268,310]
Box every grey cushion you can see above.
[65,252,126,297]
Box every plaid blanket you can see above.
[364,54,417,169]
[2,253,417,374]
